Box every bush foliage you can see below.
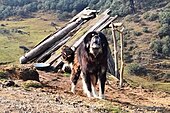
[150,36,170,57]
[0,0,169,20]
[127,63,147,76]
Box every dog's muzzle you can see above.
[89,35,102,57]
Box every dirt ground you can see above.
[0,69,170,113]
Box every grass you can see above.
[22,80,43,89]
[124,66,170,93]
[84,99,122,113]
[0,13,63,64]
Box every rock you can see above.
[19,68,40,82]
[3,80,15,87]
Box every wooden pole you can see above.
[36,36,71,62]
[119,29,124,87]
[19,18,84,64]
[111,23,119,79]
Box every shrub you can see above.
[58,11,72,21]
[133,31,142,36]
[162,44,170,56]
[142,27,150,33]
[23,80,42,89]
[0,71,8,79]
[159,11,170,25]
[148,13,159,21]
[150,36,170,57]
[125,15,133,22]
[158,24,170,37]
[143,12,150,19]
[127,63,147,76]
[124,52,133,63]
[150,39,162,53]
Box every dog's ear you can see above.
[98,32,108,47]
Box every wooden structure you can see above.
[19,8,125,86]
[111,23,125,87]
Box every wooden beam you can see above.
[119,31,124,87]
[19,18,84,64]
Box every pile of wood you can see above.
[19,8,125,86]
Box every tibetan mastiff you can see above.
[70,31,108,99]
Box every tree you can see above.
[129,0,135,14]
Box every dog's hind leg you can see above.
[70,66,81,94]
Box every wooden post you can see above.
[111,23,125,87]
[119,28,124,87]
[111,23,119,79]
[19,18,83,64]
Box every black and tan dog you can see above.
[70,31,108,99]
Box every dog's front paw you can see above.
[71,83,76,94]
[98,94,105,99]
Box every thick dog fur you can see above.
[70,31,108,99]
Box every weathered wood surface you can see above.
[111,23,119,79]
[69,7,99,23]
[36,36,71,62]
[119,27,125,87]
[119,31,124,87]
[19,18,84,64]
[36,22,84,62]
[96,16,118,32]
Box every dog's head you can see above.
[84,31,107,57]
[61,45,75,63]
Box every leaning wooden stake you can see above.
[111,23,119,79]
[119,28,124,87]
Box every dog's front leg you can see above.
[98,72,106,99]
[81,72,92,97]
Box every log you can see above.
[119,31,124,87]
[69,7,99,23]
[19,18,84,64]
[36,36,71,62]
[111,23,119,78]
[36,22,84,62]
[96,16,118,32]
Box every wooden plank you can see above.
[96,15,118,32]
[36,36,71,62]
[19,18,83,64]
